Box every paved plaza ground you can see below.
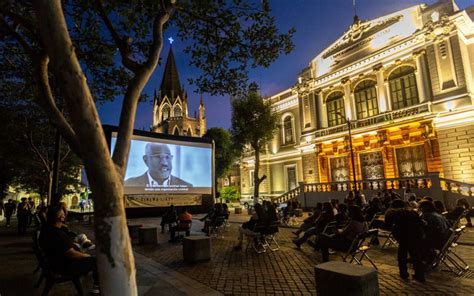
[1,211,473,295]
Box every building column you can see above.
[374,65,388,112]
[342,79,353,120]
[321,101,328,128]
[384,79,392,111]
[414,50,427,103]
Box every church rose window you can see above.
[388,66,419,110]
[326,91,345,127]
[354,80,379,119]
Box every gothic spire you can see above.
[159,47,182,103]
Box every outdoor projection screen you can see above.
[110,131,213,196]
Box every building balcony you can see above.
[314,102,431,138]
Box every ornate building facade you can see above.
[240,1,474,199]
[151,48,206,137]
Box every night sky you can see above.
[97,0,473,131]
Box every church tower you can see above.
[152,47,206,137]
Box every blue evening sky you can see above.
[97,0,473,131]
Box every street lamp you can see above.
[335,112,357,192]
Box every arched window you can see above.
[388,66,419,110]
[162,105,170,121]
[326,92,345,127]
[173,127,180,135]
[354,80,378,119]
[282,115,294,145]
[173,105,182,117]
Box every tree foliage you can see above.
[203,127,236,179]
[231,87,279,199]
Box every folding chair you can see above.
[209,216,226,238]
[261,223,280,252]
[438,226,470,275]
[340,229,379,270]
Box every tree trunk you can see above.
[33,1,138,294]
[253,148,260,205]
[47,170,53,205]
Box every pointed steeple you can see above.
[159,47,182,103]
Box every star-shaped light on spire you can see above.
[168,37,174,45]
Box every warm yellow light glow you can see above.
[379,95,387,112]
[434,110,474,128]
[305,135,312,143]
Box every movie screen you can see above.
[111,133,213,195]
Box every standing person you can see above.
[79,200,85,212]
[17,198,30,234]
[388,204,427,282]
[4,199,15,227]
[27,197,36,226]
[160,205,178,233]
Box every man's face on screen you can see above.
[143,144,173,181]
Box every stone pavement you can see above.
[1,212,474,295]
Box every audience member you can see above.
[389,203,426,282]
[292,202,334,248]
[433,200,446,215]
[419,200,450,250]
[313,205,368,262]
[160,205,178,233]
[234,203,266,250]
[39,206,100,294]
[169,208,193,242]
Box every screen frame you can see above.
[103,125,215,198]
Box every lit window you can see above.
[282,115,294,145]
[174,105,182,117]
[326,92,345,127]
[355,80,379,119]
[389,66,419,110]
[162,105,170,121]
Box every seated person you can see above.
[419,200,450,263]
[59,202,95,250]
[313,205,368,262]
[292,202,334,248]
[433,200,446,215]
[160,205,178,233]
[169,208,193,242]
[446,198,473,227]
[364,197,382,223]
[39,206,100,294]
[233,203,266,250]
[292,204,322,237]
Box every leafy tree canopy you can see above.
[203,127,236,179]
[231,87,280,153]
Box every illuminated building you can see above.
[151,47,206,137]
[240,1,474,201]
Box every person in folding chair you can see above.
[313,205,367,262]
[233,203,266,250]
[169,208,192,242]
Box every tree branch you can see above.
[27,129,51,172]
[94,0,141,73]
[0,15,33,55]
[33,54,82,157]
[112,6,172,176]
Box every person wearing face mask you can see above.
[125,143,192,187]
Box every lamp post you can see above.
[336,112,357,192]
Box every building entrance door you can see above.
[286,166,297,191]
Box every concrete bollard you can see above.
[183,236,211,263]
[128,224,143,242]
[315,261,379,296]
[138,227,158,245]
